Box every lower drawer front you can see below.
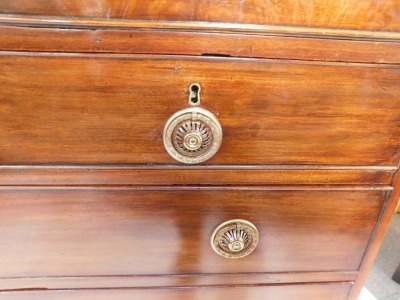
[0,188,384,277]
[0,284,352,300]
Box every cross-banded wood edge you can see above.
[0,166,395,186]
[1,15,400,41]
[1,16,400,64]
[0,272,357,291]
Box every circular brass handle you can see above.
[211,219,259,259]
[163,107,223,164]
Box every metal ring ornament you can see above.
[163,107,223,164]
[211,219,259,259]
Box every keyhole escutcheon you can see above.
[189,83,201,106]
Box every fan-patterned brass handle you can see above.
[211,219,259,259]
[163,107,223,164]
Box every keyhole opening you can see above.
[189,83,201,106]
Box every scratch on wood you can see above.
[54,0,71,17]
[93,36,103,43]
[123,0,132,19]
[381,85,389,91]
[173,65,182,73]
[191,0,196,21]
[105,7,111,19]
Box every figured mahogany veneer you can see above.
[1,53,400,166]
[1,1,400,299]
[0,188,387,277]
[1,0,399,32]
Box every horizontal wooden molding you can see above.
[0,165,396,170]
[2,51,400,69]
[0,272,357,291]
[0,185,392,191]
[0,166,395,186]
[1,14,400,42]
[1,26,400,64]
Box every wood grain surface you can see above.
[347,173,400,299]
[1,26,400,64]
[1,53,400,166]
[1,2,399,300]
[0,272,357,291]
[0,0,399,32]
[1,16,400,41]
[0,283,352,300]
[0,189,385,277]
[0,167,394,186]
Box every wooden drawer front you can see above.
[1,54,400,166]
[0,284,352,300]
[0,0,399,32]
[0,188,385,277]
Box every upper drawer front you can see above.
[0,188,384,277]
[1,53,400,166]
[0,0,399,32]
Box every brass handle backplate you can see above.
[211,219,259,259]
[163,107,223,164]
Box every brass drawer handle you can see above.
[163,83,222,164]
[164,107,222,164]
[211,219,259,259]
[163,107,223,164]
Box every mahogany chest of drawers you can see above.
[1,1,400,299]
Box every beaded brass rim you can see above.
[163,107,223,164]
[211,219,259,259]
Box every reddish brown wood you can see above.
[1,26,400,64]
[0,283,352,300]
[1,16,400,41]
[0,189,385,277]
[0,167,394,186]
[348,173,400,299]
[0,272,357,291]
[0,2,399,299]
[0,185,391,192]
[1,53,400,166]
[0,0,399,32]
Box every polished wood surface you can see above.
[1,53,400,166]
[0,188,385,277]
[348,173,400,299]
[1,26,400,64]
[2,16,400,41]
[0,166,394,186]
[0,283,352,300]
[1,2,399,299]
[0,0,399,32]
[0,272,357,291]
